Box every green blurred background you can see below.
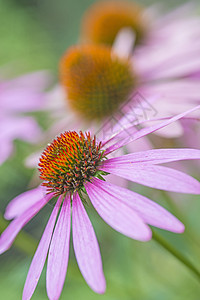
[1,0,200,299]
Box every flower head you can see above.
[60,45,135,120]
[1,109,200,300]
[81,0,147,45]
[39,131,104,195]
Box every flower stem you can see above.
[152,229,200,282]
[0,213,37,256]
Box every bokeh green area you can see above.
[0,0,200,299]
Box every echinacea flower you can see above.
[78,1,200,137]
[59,38,200,139]
[0,71,51,165]
[81,0,147,46]
[1,108,200,300]
[27,1,200,167]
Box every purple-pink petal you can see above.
[90,179,184,233]
[23,196,62,300]
[100,164,200,194]
[0,192,53,254]
[102,148,200,166]
[104,105,200,154]
[46,194,71,300]
[5,186,45,220]
[72,192,106,294]
[85,179,152,242]
[0,116,41,143]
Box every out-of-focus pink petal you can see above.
[0,193,53,254]
[150,55,200,80]
[90,179,184,233]
[100,164,200,194]
[85,179,152,241]
[46,194,71,300]
[0,116,41,143]
[143,80,200,101]
[0,88,47,112]
[25,150,43,168]
[6,71,51,91]
[22,196,62,300]
[102,148,200,165]
[5,186,46,220]
[72,192,106,294]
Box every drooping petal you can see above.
[90,178,184,233]
[46,194,71,300]
[102,148,200,166]
[85,179,152,241]
[100,164,200,194]
[0,193,53,254]
[5,186,45,220]
[72,192,106,294]
[23,196,62,300]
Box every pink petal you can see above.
[0,193,53,254]
[1,89,46,112]
[85,179,152,241]
[7,71,51,91]
[102,148,200,165]
[72,192,106,294]
[23,196,62,300]
[90,179,184,233]
[5,186,45,220]
[0,116,41,143]
[104,105,200,154]
[46,194,71,300]
[100,164,200,194]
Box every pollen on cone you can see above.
[59,45,136,120]
[38,131,104,195]
[81,0,147,46]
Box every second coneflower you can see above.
[1,108,200,300]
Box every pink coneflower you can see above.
[1,109,200,300]
[0,71,51,165]
[56,1,200,138]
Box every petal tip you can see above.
[175,222,185,234]
[92,279,106,294]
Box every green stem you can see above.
[152,230,200,282]
[0,214,37,256]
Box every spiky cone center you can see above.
[38,131,105,196]
[60,45,136,120]
[81,0,147,46]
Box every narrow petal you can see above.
[5,186,45,220]
[102,148,200,166]
[90,179,184,233]
[0,193,53,254]
[46,194,71,300]
[72,192,106,294]
[103,105,200,154]
[100,164,200,194]
[23,196,62,300]
[85,180,152,241]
